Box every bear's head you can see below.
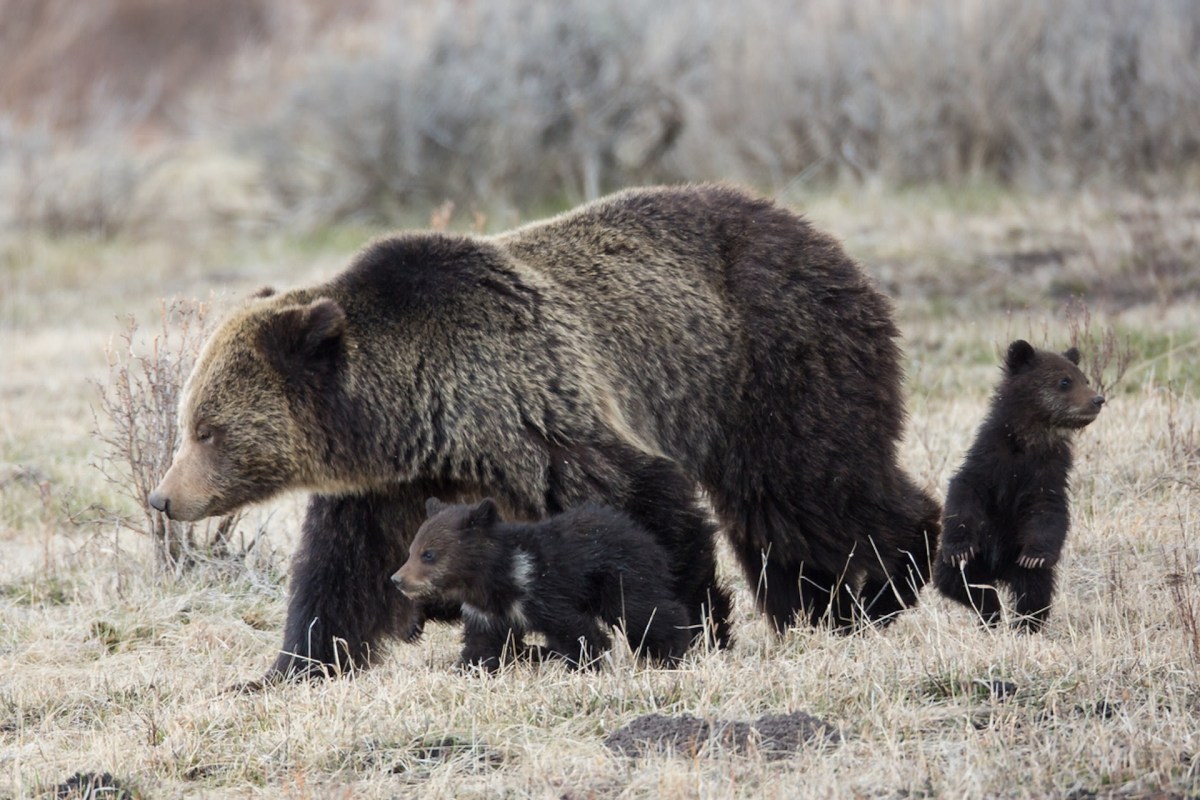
[148,295,347,521]
[1000,339,1105,434]
[391,498,500,601]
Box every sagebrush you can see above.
[4,0,1200,234]
[92,298,243,570]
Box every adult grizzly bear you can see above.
[934,341,1104,630]
[148,184,941,680]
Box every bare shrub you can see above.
[1064,298,1135,397]
[247,0,688,226]
[0,125,152,238]
[92,298,243,572]
[5,1,1200,235]
[239,0,1200,228]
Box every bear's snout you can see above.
[390,569,410,595]
[1092,395,1105,408]
[148,491,170,516]
[391,564,431,598]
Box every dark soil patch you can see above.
[605,711,839,760]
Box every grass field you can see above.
[1,186,1198,798]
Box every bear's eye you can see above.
[195,425,214,443]
[1059,377,1072,390]
[421,550,436,564]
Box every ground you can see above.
[1,187,1198,798]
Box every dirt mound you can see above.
[605,711,839,760]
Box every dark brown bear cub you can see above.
[934,340,1104,631]
[392,498,691,670]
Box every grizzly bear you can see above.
[933,340,1104,631]
[147,183,941,681]
[392,498,692,670]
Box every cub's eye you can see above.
[421,550,436,564]
[195,425,214,443]
[1058,377,1072,390]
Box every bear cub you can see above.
[934,340,1105,631]
[392,498,692,670]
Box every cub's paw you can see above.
[939,544,977,569]
[400,616,425,644]
[1017,553,1051,569]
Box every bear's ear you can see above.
[257,297,346,383]
[1063,346,1081,365]
[466,497,500,530]
[1004,339,1037,375]
[251,286,276,299]
[425,497,447,517]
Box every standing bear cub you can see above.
[934,340,1105,631]
[392,498,692,670]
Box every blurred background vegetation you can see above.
[2,0,1199,238]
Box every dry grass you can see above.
[2,187,1198,798]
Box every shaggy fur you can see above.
[934,340,1105,630]
[393,498,691,670]
[148,184,940,680]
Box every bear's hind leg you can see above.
[543,615,611,670]
[861,544,933,626]
[614,592,691,665]
[731,538,857,632]
[933,560,1002,627]
[860,479,941,626]
[1007,565,1057,633]
[860,575,912,627]
[604,450,734,648]
[731,536,805,632]
[799,562,860,631]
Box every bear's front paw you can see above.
[456,655,502,675]
[1017,552,1053,569]
[940,544,976,568]
[400,616,425,644]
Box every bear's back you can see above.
[501,503,672,585]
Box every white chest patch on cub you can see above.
[461,550,536,630]
[506,551,535,628]
[511,551,535,591]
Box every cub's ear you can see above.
[250,286,276,299]
[257,297,346,382]
[467,497,500,529]
[425,497,448,518]
[1063,346,1081,365]
[1004,339,1037,375]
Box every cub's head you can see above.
[1001,339,1105,432]
[391,498,500,601]
[148,295,347,521]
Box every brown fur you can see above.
[149,183,940,679]
[393,506,474,603]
